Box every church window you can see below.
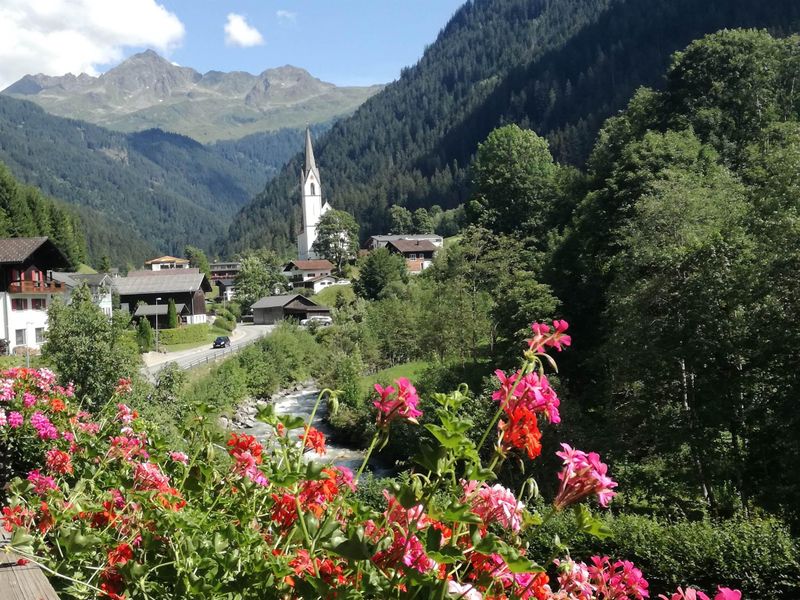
[310,183,316,195]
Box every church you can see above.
[297,128,332,260]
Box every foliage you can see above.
[41,284,139,407]
[0,322,746,599]
[233,249,288,312]
[184,245,211,279]
[311,209,360,275]
[166,299,178,330]
[0,161,87,267]
[136,318,154,353]
[353,248,408,300]
[157,324,211,346]
[389,205,414,234]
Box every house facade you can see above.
[251,294,330,325]
[283,259,334,285]
[115,269,212,326]
[364,234,444,251]
[385,239,439,273]
[0,237,71,354]
[295,275,351,295]
[52,272,115,317]
[210,261,241,281]
[144,256,190,271]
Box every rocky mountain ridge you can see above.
[3,50,381,142]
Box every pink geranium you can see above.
[589,556,649,600]
[27,469,58,495]
[30,411,58,440]
[554,444,618,509]
[492,369,561,424]
[372,532,436,574]
[133,462,172,493]
[169,451,189,464]
[461,480,524,532]
[555,557,594,599]
[527,319,572,353]
[447,581,483,599]
[8,411,23,428]
[373,377,422,427]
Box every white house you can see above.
[52,272,115,317]
[144,256,190,271]
[0,237,71,355]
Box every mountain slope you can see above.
[3,50,382,143]
[224,0,800,256]
[0,95,318,265]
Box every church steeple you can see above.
[304,127,319,182]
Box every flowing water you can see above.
[238,386,390,475]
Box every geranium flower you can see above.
[461,480,524,533]
[8,411,22,428]
[45,448,73,474]
[27,469,58,495]
[115,378,133,395]
[133,462,172,493]
[447,581,483,600]
[300,426,326,455]
[108,543,134,567]
[555,558,594,600]
[169,451,189,464]
[373,377,422,427]
[527,320,572,353]
[498,404,542,460]
[372,532,436,573]
[554,444,617,509]
[30,411,58,440]
[588,556,649,600]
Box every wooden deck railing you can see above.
[7,280,66,294]
[0,532,60,599]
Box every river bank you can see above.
[223,381,392,476]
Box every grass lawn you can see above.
[314,284,355,306]
[359,361,431,394]
[160,326,233,353]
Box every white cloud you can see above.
[0,0,185,89]
[276,10,297,24]
[224,13,264,48]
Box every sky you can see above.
[0,0,466,90]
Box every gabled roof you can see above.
[367,234,443,243]
[115,271,212,295]
[0,237,70,267]
[134,303,188,317]
[251,294,321,309]
[51,272,113,289]
[144,255,190,265]
[284,259,333,271]
[386,239,438,253]
[127,268,200,277]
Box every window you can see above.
[310,183,316,195]
[11,299,27,311]
[15,329,26,346]
[31,298,46,311]
[35,328,45,344]
[409,253,417,260]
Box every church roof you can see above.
[303,127,320,182]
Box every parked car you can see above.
[212,336,231,348]
[300,316,333,327]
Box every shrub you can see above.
[136,318,153,352]
[157,324,209,345]
[213,316,235,332]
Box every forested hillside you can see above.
[0,162,87,267]
[225,0,800,255]
[0,96,326,265]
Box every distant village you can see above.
[0,132,443,356]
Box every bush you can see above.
[157,324,209,345]
[525,511,800,599]
[213,316,235,332]
[136,318,154,352]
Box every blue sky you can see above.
[149,1,465,86]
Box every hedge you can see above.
[157,324,209,345]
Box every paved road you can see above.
[143,323,273,379]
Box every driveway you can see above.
[142,323,273,379]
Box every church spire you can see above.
[304,127,319,181]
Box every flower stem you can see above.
[356,432,380,483]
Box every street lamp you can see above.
[155,297,162,352]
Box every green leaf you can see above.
[414,440,446,474]
[573,505,613,540]
[10,528,34,555]
[441,502,483,524]
[330,538,372,561]
[424,423,465,449]
[213,532,229,555]
[278,415,307,431]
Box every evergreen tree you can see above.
[137,317,154,352]
[412,208,434,234]
[167,299,179,329]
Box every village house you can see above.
[144,255,190,271]
[114,268,212,326]
[209,261,241,302]
[385,239,439,274]
[364,234,443,251]
[0,237,70,354]
[52,272,115,316]
[283,259,334,284]
[251,294,330,325]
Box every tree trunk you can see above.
[680,357,715,510]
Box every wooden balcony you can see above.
[8,280,66,294]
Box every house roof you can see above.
[0,237,70,267]
[284,259,333,271]
[144,255,190,265]
[134,303,187,317]
[127,268,200,278]
[386,239,438,253]
[115,271,212,295]
[367,234,442,243]
[251,294,321,309]
[214,278,236,287]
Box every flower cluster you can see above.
[528,320,572,354]
[659,588,741,600]
[462,480,524,533]
[554,444,618,510]
[227,432,268,486]
[374,377,422,427]
[553,556,648,600]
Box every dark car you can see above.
[212,336,231,349]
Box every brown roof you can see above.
[387,240,438,253]
[0,237,70,268]
[285,259,333,271]
[127,268,200,277]
[144,255,190,265]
